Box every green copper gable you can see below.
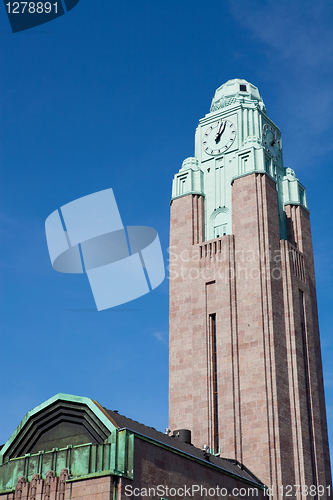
[0,393,117,464]
[0,394,134,493]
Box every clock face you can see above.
[202,119,236,156]
[263,123,281,161]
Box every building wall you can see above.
[0,437,266,500]
[120,437,266,499]
[282,204,331,490]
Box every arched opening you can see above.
[213,211,229,238]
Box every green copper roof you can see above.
[0,393,117,465]
[210,78,266,114]
[0,394,134,493]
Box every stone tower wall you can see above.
[169,172,332,498]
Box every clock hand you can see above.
[215,120,222,142]
[215,120,226,143]
[271,129,277,146]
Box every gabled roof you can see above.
[102,406,264,486]
[0,394,116,465]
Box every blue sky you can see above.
[1,0,333,468]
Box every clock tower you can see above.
[169,79,331,498]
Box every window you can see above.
[239,84,247,92]
[299,290,317,482]
[210,314,219,453]
[214,211,229,238]
[214,224,227,238]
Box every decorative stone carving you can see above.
[242,135,262,148]
[180,157,199,171]
[15,476,26,500]
[43,471,53,500]
[58,469,68,500]
[285,167,296,179]
[29,474,39,500]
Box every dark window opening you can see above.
[239,84,247,92]
[299,290,317,488]
[210,313,219,453]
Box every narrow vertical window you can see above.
[210,313,219,453]
[299,290,317,488]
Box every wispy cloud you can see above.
[0,213,36,236]
[227,0,333,162]
[228,0,333,69]
[152,331,167,343]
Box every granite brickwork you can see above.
[169,173,331,499]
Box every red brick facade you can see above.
[169,172,331,498]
